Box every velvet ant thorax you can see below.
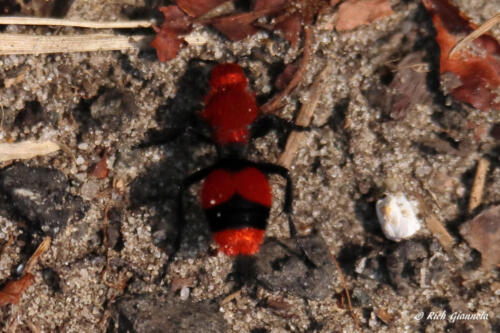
[209,63,248,92]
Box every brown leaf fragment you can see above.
[158,5,192,32]
[254,0,286,12]
[422,0,500,111]
[210,12,260,41]
[384,52,431,119]
[176,0,227,18]
[376,308,394,325]
[0,273,34,306]
[336,0,393,31]
[151,6,192,62]
[277,13,302,47]
[151,29,184,62]
[91,153,109,179]
[460,205,500,270]
[266,297,292,312]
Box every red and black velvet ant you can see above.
[165,63,313,278]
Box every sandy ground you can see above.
[0,0,499,332]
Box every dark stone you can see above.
[112,294,228,333]
[255,234,334,299]
[0,164,87,236]
[42,267,61,293]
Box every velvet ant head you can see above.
[201,63,258,146]
[208,63,248,92]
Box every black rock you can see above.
[255,234,334,299]
[112,294,228,333]
[42,267,62,293]
[0,164,87,236]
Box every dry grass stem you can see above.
[468,158,490,212]
[0,140,60,162]
[278,63,333,168]
[0,16,153,29]
[0,33,147,55]
[25,237,51,274]
[449,12,500,57]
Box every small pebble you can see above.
[180,287,190,300]
[77,142,89,150]
[76,156,85,165]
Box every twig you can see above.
[468,158,490,212]
[24,236,51,274]
[449,13,500,57]
[425,215,454,251]
[220,289,242,305]
[102,204,110,249]
[261,26,312,114]
[0,33,147,55]
[331,253,361,331]
[278,63,332,168]
[0,102,4,129]
[0,16,153,29]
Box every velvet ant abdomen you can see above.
[201,168,272,209]
[201,167,271,256]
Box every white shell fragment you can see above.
[376,193,421,241]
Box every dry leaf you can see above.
[176,0,227,17]
[91,154,109,179]
[376,308,394,325]
[0,140,59,162]
[384,52,431,119]
[336,0,393,31]
[210,12,261,41]
[150,6,192,62]
[422,0,500,111]
[276,13,302,47]
[0,273,34,306]
[460,205,500,270]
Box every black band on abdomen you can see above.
[204,195,270,232]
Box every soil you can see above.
[0,0,499,332]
